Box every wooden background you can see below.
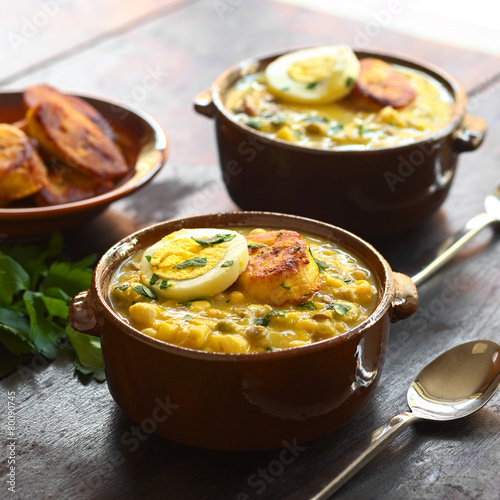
[1,1,500,498]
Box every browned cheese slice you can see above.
[0,124,48,204]
[26,100,129,183]
[237,230,321,306]
[24,84,116,140]
[352,58,416,109]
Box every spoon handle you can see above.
[411,211,496,286]
[284,411,419,500]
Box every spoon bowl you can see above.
[286,340,500,499]
[408,340,500,420]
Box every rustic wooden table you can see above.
[1,1,500,499]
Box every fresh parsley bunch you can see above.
[0,232,105,381]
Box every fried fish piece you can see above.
[23,84,116,140]
[237,230,321,306]
[26,100,129,182]
[34,161,112,206]
[352,58,416,109]
[0,124,48,203]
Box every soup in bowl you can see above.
[70,212,418,450]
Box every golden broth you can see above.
[109,228,379,354]
[225,65,453,149]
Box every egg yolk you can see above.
[287,56,336,84]
[150,237,229,281]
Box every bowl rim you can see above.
[92,211,396,362]
[0,90,169,219]
[208,46,468,154]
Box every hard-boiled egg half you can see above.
[265,46,360,104]
[140,228,249,301]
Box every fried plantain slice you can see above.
[34,160,113,206]
[0,124,48,203]
[27,100,129,182]
[352,58,416,109]
[237,230,321,306]
[23,84,116,140]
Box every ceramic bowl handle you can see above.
[69,289,100,337]
[452,114,487,152]
[390,272,418,323]
[193,90,215,118]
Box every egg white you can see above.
[265,46,360,105]
[140,228,249,301]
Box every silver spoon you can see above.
[412,184,500,286]
[284,339,500,500]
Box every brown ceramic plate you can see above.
[0,91,168,239]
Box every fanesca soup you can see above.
[109,227,379,354]
[224,46,453,149]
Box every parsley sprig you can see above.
[0,232,104,381]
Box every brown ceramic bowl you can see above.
[69,211,418,451]
[0,91,168,239]
[194,48,487,239]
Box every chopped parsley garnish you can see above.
[160,279,171,290]
[145,255,152,262]
[345,76,355,87]
[270,115,286,126]
[149,273,159,286]
[276,232,283,237]
[248,243,268,249]
[304,116,329,123]
[327,303,352,316]
[293,246,301,252]
[357,125,372,135]
[221,260,234,268]
[298,301,316,311]
[184,315,193,322]
[255,309,285,327]
[246,119,262,129]
[306,81,318,89]
[114,284,129,291]
[173,256,207,269]
[281,86,290,91]
[265,347,276,351]
[279,281,291,291]
[329,123,344,134]
[343,279,355,284]
[192,233,236,246]
[389,120,397,126]
[179,301,192,307]
[308,246,329,273]
[133,285,157,300]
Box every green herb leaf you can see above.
[346,76,355,87]
[327,303,352,316]
[173,256,207,269]
[192,233,236,246]
[246,119,262,130]
[329,123,344,134]
[293,246,301,252]
[279,281,291,291]
[281,86,290,91]
[132,285,157,300]
[265,347,276,351]
[0,255,30,307]
[145,255,152,262]
[303,116,329,123]
[114,284,129,291]
[160,279,171,290]
[179,301,192,307]
[66,325,105,382]
[150,273,159,286]
[298,301,317,311]
[308,246,329,273]
[184,315,193,322]
[255,309,285,327]
[221,260,234,268]
[248,243,268,249]
[306,81,318,89]
[276,232,283,237]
